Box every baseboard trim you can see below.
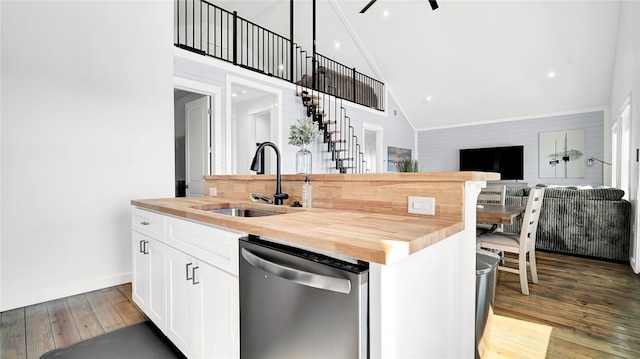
[1,272,132,311]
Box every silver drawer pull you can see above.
[192,266,199,285]
[186,263,193,281]
[140,221,150,226]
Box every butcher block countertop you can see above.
[132,196,463,265]
[133,172,498,264]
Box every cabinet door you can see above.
[132,231,149,310]
[147,238,166,331]
[132,231,166,332]
[194,261,239,359]
[166,245,197,358]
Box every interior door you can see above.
[185,96,210,197]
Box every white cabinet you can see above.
[165,216,240,359]
[131,206,240,358]
[132,231,166,330]
[166,245,197,355]
[131,207,166,332]
[165,246,239,358]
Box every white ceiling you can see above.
[213,0,621,130]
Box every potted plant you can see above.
[395,159,420,172]
[288,118,320,174]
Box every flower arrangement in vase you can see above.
[288,118,320,174]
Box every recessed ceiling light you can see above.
[334,41,341,50]
[424,96,433,103]
[546,70,557,78]
[231,93,237,97]
[383,9,389,17]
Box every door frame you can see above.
[184,95,210,197]
[174,76,222,174]
[248,104,276,174]
[362,123,383,173]
[226,75,283,175]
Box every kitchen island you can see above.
[132,172,498,358]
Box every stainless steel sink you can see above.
[207,208,285,217]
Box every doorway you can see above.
[228,78,282,175]
[174,77,221,197]
[363,124,383,173]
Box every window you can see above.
[620,101,631,200]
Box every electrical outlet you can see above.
[408,196,435,216]
[209,187,218,196]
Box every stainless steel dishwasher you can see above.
[239,235,369,359]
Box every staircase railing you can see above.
[174,0,385,111]
[175,0,376,173]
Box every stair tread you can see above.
[297,92,320,99]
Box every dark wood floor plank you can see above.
[113,300,146,326]
[117,283,134,303]
[0,308,26,359]
[101,286,128,305]
[84,290,126,333]
[103,284,146,326]
[66,294,105,340]
[46,299,81,348]
[24,303,54,359]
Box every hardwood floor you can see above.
[1,252,638,358]
[489,251,640,358]
[0,283,146,359]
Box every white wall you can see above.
[0,1,174,310]
[417,111,605,187]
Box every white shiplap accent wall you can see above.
[417,111,605,187]
[174,50,416,174]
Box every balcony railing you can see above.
[174,0,385,111]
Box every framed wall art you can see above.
[539,129,586,178]
[387,146,411,172]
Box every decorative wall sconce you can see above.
[587,157,611,185]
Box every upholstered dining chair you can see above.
[476,185,507,234]
[477,187,545,295]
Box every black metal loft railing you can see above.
[313,53,383,111]
[174,0,292,81]
[174,0,385,111]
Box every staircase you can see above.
[296,88,369,174]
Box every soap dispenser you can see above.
[301,176,312,208]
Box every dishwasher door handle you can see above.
[241,248,352,294]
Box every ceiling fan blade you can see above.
[429,0,439,11]
[360,0,377,14]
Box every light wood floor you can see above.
[489,251,640,358]
[1,252,639,358]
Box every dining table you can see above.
[476,204,525,225]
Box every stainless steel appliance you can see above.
[239,235,369,359]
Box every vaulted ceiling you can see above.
[214,0,621,130]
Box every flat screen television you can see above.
[459,145,524,180]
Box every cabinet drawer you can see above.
[132,207,165,241]
[166,217,240,276]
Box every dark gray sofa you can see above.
[504,185,631,262]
